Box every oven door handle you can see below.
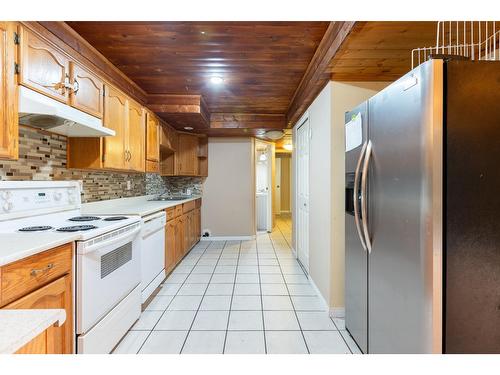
[81,225,141,255]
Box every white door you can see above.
[275,157,281,213]
[296,117,310,271]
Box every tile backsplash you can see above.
[0,126,203,202]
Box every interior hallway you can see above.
[113,220,360,354]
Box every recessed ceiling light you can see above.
[200,31,206,35]
[210,76,224,85]
[184,126,194,130]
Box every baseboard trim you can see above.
[200,235,256,241]
[308,277,329,312]
[330,307,345,318]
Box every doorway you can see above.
[296,115,310,272]
[255,141,274,233]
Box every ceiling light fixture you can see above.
[210,76,224,85]
[265,130,285,140]
[200,31,206,35]
[283,144,293,151]
[184,126,194,130]
[259,152,267,161]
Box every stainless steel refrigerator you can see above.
[345,58,500,354]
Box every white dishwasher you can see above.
[140,211,166,303]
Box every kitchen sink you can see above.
[148,196,188,201]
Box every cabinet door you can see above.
[177,134,198,176]
[165,219,176,273]
[194,208,201,244]
[103,85,126,170]
[127,100,145,172]
[5,275,73,354]
[18,26,70,103]
[146,111,160,162]
[69,62,104,118]
[175,217,185,263]
[184,213,192,254]
[0,22,18,160]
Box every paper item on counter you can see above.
[345,112,362,152]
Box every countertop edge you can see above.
[0,309,67,354]
[0,236,77,267]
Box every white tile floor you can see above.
[113,215,360,354]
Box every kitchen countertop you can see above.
[0,309,66,354]
[0,232,78,267]
[82,194,201,217]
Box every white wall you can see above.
[293,81,389,315]
[201,137,256,238]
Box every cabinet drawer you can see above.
[0,243,72,306]
[174,205,183,218]
[183,200,195,213]
[166,207,175,221]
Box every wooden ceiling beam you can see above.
[286,21,356,127]
[147,94,210,129]
[210,113,286,129]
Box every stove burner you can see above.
[19,226,53,232]
[56,225,97,232]
[103,216,128,221]
[68,216,101,222]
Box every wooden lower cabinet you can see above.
[165,218,176,274]
[175,215,185,264]
[5,274,73,354]
[0,243,73,354]
[165,202,202,274]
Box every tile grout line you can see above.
[256,235,267,354]
[222,240,241,353]
[135,240,212,354]
[179,240,227,354]
[269,228,311,354]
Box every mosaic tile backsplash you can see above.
[0,126,203,203]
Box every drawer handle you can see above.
[30,263,54,277]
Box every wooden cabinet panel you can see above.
[69,62,104,118]
[146,111,160,162]
[183,200,195,214]
[127,99,145,172]
[177,134,198,176]
[19,25,70,103]
[184,213,191,255]
[0,243,72,306]
[165,219,176,274]
[175,216,185,264]
[103,84,127,170]
[0,22,18,160]
[5,275,73,354]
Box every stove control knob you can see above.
[53,192,62,201]
[68,195,76,204]
[3,201,13,212]
[1,190,11,200]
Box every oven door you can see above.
[76,223,141,334]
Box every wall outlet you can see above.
[186,188,192,196]
[126,180,131,190]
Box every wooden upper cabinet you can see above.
[18,25,70,103]
[146,111,160,162]
[177,133,199,176]
[0,22,18,160]
[127,100,145,172]
[103,84,127,170]
[69,62,104,118]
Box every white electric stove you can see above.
[0,181,143,354]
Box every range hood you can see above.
[18,86,115,137]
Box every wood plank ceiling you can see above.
[67,21,329,135]
[65,21,440,136]
[328,21,437,81]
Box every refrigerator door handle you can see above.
[354,141,368,251]
[361,140,373,253]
